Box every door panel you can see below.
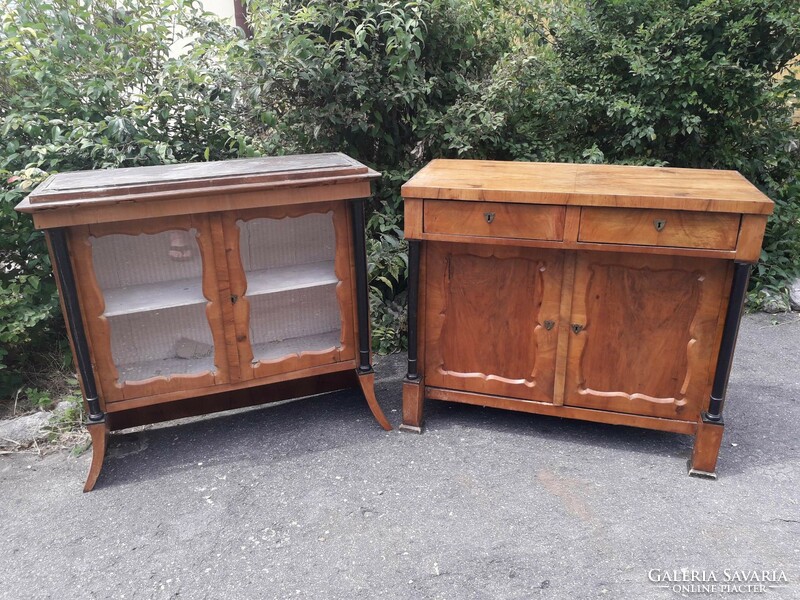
[564,252,730,420]
[70,215,229,402]
[424,243,563,402]
[223,201,356,380]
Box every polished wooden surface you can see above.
[578,207,740,250]
[690,419,725,475]
[403,159,774,215]
[24,181,372,229]
[563,252,730,420]
[356,372,392,431]
[424,200,565,241]
[404,198,424,239]
[424,243,562,402]
[735,214,769,262]
[106,369,358,431]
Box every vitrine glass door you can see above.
[70,216,228,401]
[224,202,355,379]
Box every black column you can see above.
[705,261,751,422]
[406,240,420,380]
[48,229,104,422]
[350,199,372,372]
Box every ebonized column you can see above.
[350,199,373,373]
[705,261,751,423]
[47,228,104,422]
[406,240,420,380]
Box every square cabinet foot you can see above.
[402,378,425,433]
[689,417,724,479]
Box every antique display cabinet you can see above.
[17,153,392,491]
[400,160,773,477]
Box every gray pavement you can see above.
[1,313,798,599]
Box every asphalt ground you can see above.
[1,312,798,599]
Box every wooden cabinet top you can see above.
[402,160,773,215]
[16,153,380,229]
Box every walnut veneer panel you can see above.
[579,207,740,250]
[424,243,562,402]
[563,252,730,421]
[424,200,565,241]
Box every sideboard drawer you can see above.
[424,200,565,241]
[579,207,740,250]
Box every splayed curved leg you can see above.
[83,420,109,493]
[356,371,392,431]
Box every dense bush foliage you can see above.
[429,0,800,303]
[1,0,798,400]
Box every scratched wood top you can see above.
[401,160,774,215]
[18,153,379,211]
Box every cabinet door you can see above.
[222,201,356,380]
[69,215,230,402]
[564,252,730,420]
[424,243,563,402]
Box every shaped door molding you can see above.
[564,252,730,420]
[424,243,563,402]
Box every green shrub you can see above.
[428,0,800,302]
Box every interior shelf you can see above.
[251,330,342,362]
[103,278,206,317]
[116,355,216,383]
[102,261,338,317]
[245,261,338,297]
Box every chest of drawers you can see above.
[400,160,773,477]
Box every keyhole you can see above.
[484,212,495,224]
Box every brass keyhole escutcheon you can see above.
[543,320,555,331]
[484,212,495,224]
[654,218,667,232]
[571,323,584,334]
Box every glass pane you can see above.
[91,229,216,382]
[237,212,342,363]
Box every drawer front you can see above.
[579,207,740,250]
[424,200,565,241]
